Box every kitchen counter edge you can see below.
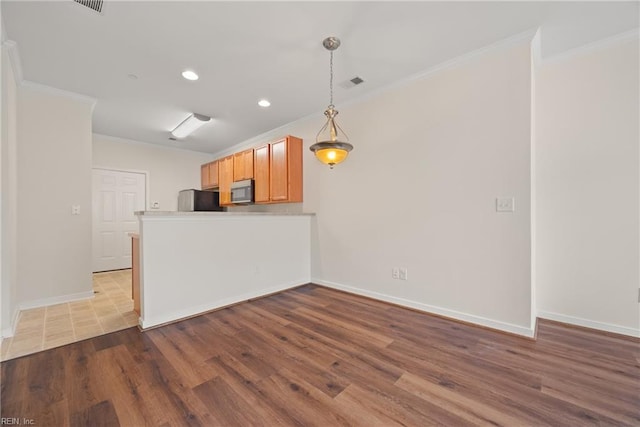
[135,211,315,217]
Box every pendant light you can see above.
[309,37,353,169]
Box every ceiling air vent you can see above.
[339,76,365,89]
[73,0,104,14]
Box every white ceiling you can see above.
[3,1,638,154]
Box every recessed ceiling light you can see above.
[182,70,199,81]
[258,99,271,108]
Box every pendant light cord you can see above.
[329,50,334,108]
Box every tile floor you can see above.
[0,269,139,361]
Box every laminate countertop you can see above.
[135,211,315,216]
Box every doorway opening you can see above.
[0,169,148,360]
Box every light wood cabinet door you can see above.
[269,136,303,203]
[233,152,245,182]
[219,155,234,205]
[254,144,270,203]
[209,160,219,188]
[233,149,254,181]
[201,161,219,189]
[201,163,210,189]
[269,139,288,201]
[242,149,254,179]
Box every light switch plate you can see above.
[496,197,515,213]
[151,201,160,209]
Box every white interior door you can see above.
[92,169,146,272]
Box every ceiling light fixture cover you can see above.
[258,99,271,107]
[181,70,199,81]
[171,113,211,139]
[309,36,353,169]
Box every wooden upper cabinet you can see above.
[206,136,301,205]
[279,136,303,203]
[201,163,210,189]
[219,155,234,206]
[209,160,219,188]
[201,160,219,190]
[261,135,303,204]
[233,149,254,181]
[253,144,270,203]
[270,139,288,201]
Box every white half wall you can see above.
[138,213,312,328]
[1,40,19,336]
[213,37,535,336]
[92,134,215,212]
[536,35,640,336]
[16,83,95,307]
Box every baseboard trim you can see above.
[537,311,639,339]
[19,290,95,311]
[1,308,21,338]
[313,279,535,338]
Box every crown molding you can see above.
[2,39,24,83]
[542,28,640,66]
[531,28,542,69]
[211,28,541,158]
[395,28,538,88]
[93,132,217,157]
[1,15,8,44]
[2,37,97,109]
[20,80,97,110]
[337,27,539,115]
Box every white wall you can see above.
[536,35,639,336]
[16,84,95,307]
[314,40,534,335]
[215,37,536,336]
[1,41,19,336]
[92,134,214,212]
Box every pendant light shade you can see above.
[309,37,353,169]
[313,106,353,168]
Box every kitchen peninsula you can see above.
[134,211,313,329]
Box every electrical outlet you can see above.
[71,205,80,215]
[399,268,408,280]
[496,197,515,213]
[151,201,160,209]
[392,268,399,279]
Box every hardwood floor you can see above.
[1,284,638,426]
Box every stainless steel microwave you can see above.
[230,179,254,204]
[178,189,224,211]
